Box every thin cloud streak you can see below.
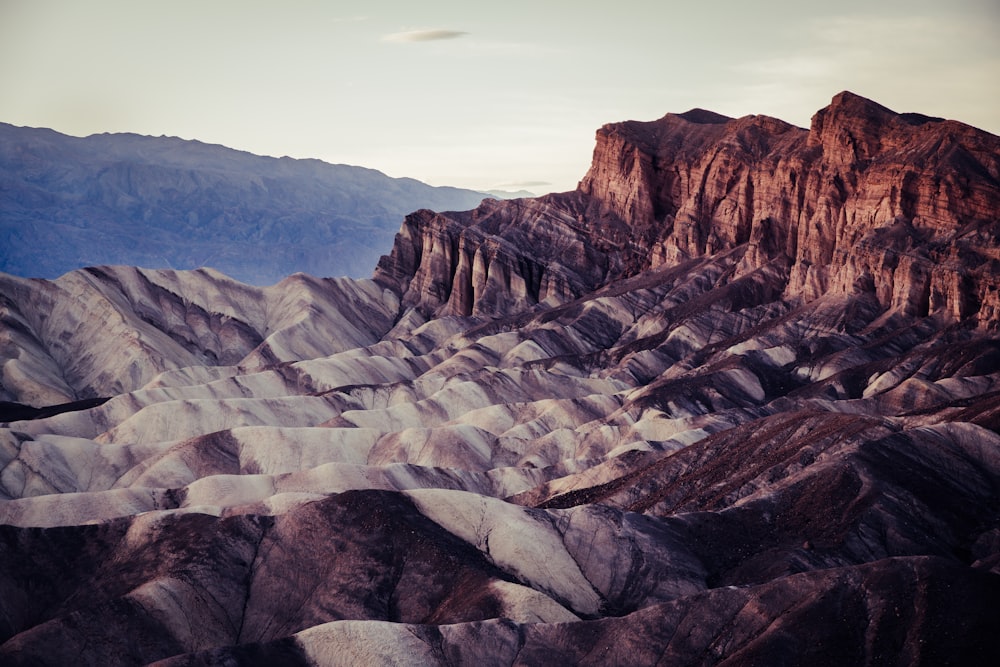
[382,29,468,43]
[495,180,552,188]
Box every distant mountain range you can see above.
[0,123,502,284]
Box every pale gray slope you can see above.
[0,266,399,404]
[3,251,999,533]
[0,250,998,665]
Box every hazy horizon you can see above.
[2,0,998,194]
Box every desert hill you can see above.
[1,92,998,665]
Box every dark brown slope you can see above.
[517,411,1000,585]
[376,91,1000,325]
[157,557,1000,667]
[0,492,525,666]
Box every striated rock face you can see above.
[374,194,638,318]
[1,93,999,665]
[0,266,399,404]
[579,91,1000,323]
[377,91,1000,327]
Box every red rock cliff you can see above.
[580,91,1000,324]
[377,92,1000,327]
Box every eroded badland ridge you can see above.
[1,92,999,665]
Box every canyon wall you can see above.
[378,92,1000,327]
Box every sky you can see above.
[1,0,998,194]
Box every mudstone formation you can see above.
[1,92,999,665]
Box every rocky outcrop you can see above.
[374,194,637,318]
[2,93,999,664]
[579,91,1000,324]
[377,92,1000,327]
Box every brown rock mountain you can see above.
[1,92,999,665]
[377,91,1000,324]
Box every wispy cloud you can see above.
[381,29,469,43]
[494,180,551,188]
[734,55,838,80]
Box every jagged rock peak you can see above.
[675,108,733,125]
[374,92,999,328]
[577,91,1000,324]
[808,90,949,163]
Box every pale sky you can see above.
[2,0,998,194]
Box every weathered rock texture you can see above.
[0,266,399,405]
[377,91,1000,326]
[1,93,999,665]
